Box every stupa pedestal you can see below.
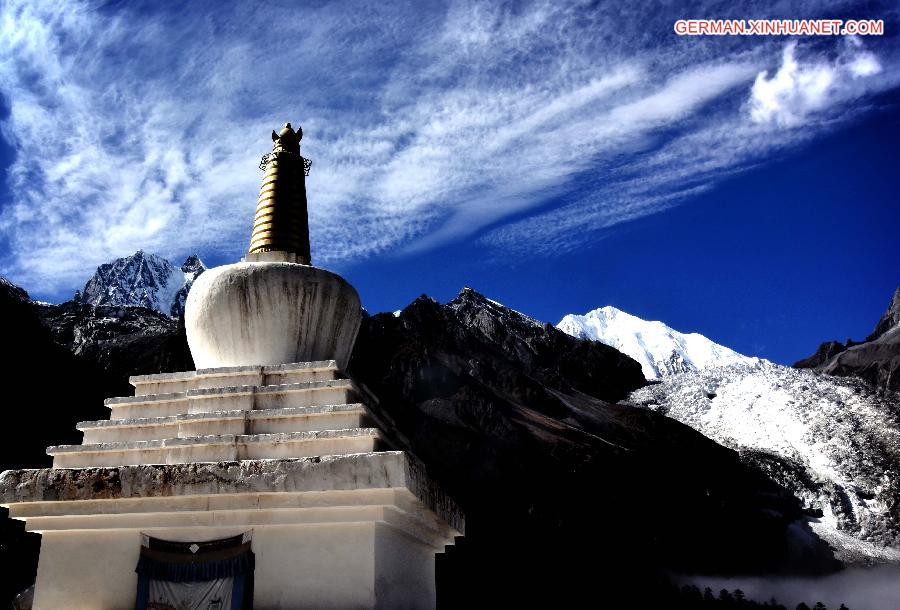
[0,123,464,609]
[1,361,462,609]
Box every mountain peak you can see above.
[449,286,545,329]
[456,286,484,300]
[0,276,30,303]
[180,254,205,273]
[867,285,900,342]
[558,306,752,380]
[76,250,206,317]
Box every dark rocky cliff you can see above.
[0,280,193,605]
[794,286,900,393]
[349,288,833,606]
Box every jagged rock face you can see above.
[793,340,849,369]
[349,288,832,605]
[0,277,29,302]
[794,286,900,393]
[34,301,193,394]
[0,281,106,470]
[76,250,206,317]
[629,359,900,562]
[170,254,206,317]
[868,287,900,342]
[817,326,900,392]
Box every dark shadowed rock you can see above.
[170,254,206,317]
[349,288,834,606]
[867,287,900,342]
[34,301,193,398]
[793,340,848,369]
[795,286,900,393]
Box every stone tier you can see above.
[106,379,358,420]
[77,404,370,443]
[49,428,386,468]
[0,453,464,609]
[129,361,340,396]
[51,362,386,469]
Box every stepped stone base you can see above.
[1,362,464,609]
[1,453,462,610]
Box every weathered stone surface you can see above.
[105,378,361,421]
[0,452,464,535]
[79,403,365,429]
[129,360,339,395]
[47,428,385,468]
[185,262,362,370]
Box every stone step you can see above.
[48,428,385,468]
[129,361,341,396]
[105,379,359,420]
[77,404,371,444]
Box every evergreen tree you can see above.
[813,603,827,610]
[681,585,702,603]
[797,604,811,610]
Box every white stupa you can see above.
[0,123,463,609]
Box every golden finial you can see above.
[248,122,311,263]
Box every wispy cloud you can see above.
[0,1,897,297]
[484,29,900,257]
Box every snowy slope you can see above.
[629,359,900,563]
[77,250,205,316]
[557,305,753,379]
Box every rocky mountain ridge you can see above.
[794,286,900,393]
[75,250,206,317]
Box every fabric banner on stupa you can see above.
[135,532,254,610]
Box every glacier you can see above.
[629,359,900,563]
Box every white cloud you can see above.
[849,52,883,78]
[748,40,885,127]
[0,1,897,298]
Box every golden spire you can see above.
[248,122,311,264]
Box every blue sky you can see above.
[0,0,898,364]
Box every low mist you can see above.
[680,565,900,610]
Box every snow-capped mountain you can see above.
[629,359,900,564]
[557,305,753,379]
[75,250,206,317]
